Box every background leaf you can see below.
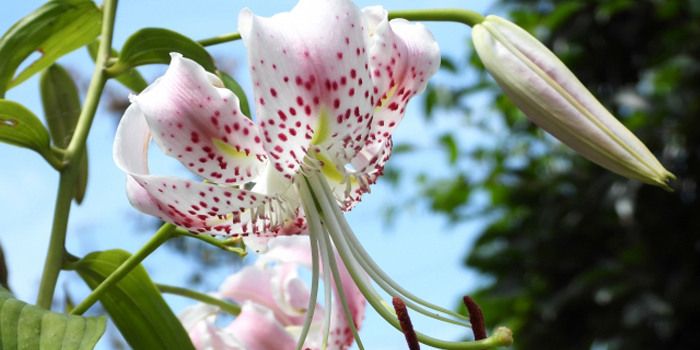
[217,70,251,119]
[109,28,216,75]
[0,287,106,349]
[0,0,102,97]
[75,250,196,350]
[40,64,88,203]
[0,100,52,157]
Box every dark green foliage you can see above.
[417,0,700,348]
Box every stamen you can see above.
[294,182,321,350]
[392,297,420,350]
[320,222,365,350]
[314,171,471,324]
[305,173,492,349]
[463,296,486,341]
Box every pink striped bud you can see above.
[473,15,675,190]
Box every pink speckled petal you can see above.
[125,174,276,236]
[179,303,246,350]
[134,53,267,185]
[367,15,440,145]
[115,90,296,237]
[226,302,298,350]
[239,0,374,178]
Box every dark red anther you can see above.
[463,295,486,341]
[392,297,420,350]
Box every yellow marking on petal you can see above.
[314,152,357,185]
[207,213,233,224]
[311,107,329,145]
[213,138,249,158]
[375,86,397,111]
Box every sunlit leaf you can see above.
[109,28,216,76]
[40,64,88,203]
[86,40,148,93]
[75,250,196,350]
[0,0,102,97]
[0,100,51,157]
[0,287,106,349]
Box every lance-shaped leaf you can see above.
[472,15,675,190]
[40,64,89,203]
[0,0,102,97]
[0,287,106,349]
[75,250,196,350]
[0,100,52,157]
[107,28,216,77]
[86,40,148,93]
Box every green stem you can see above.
[156,283,241,316]
[43,148,66,171]
[388,9,485,27]
[35,0,119,310]
[173,228,247,256]
[198,32,242,47]
[65,0,118,159]
[35,171,75,309]
[69,223,177,315]
[195,8,484,49]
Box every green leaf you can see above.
[440,56,458,73]
[75,250,196,350]
[86,40,148,93]
[217,70,251,119]
[438,133,459,165]
[0,242,8,290]
[108,28,216,76]
[0,287,106,350]
[0,100,52,157]
[0,0,102,97]
[40,64,88,203]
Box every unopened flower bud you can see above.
[472,15,675,190]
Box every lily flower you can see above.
[472,15,675,190]
[178,236,365,350]
[113,0,439,252]
[115,0,513,348]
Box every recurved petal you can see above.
[125,174,274,236]
[367,15,440,145]
[226,302,298,350]
[133,53,267,185]
[473,15,674,189]
[239,0,374,178]
[321,136,392,211]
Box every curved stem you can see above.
[157,283,241,316]
[388,9,485,27]
[194,8,484,49]
[70,223,177,315]
[35,0,119,310]
[198,32,242,47]
[173,227,247,256]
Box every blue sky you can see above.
[0,0,504,348]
